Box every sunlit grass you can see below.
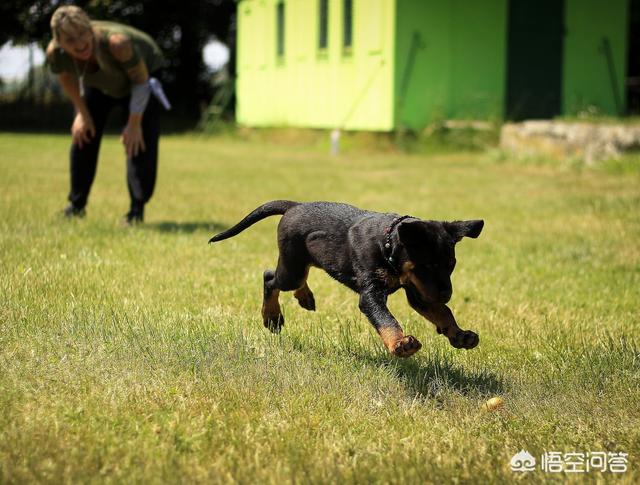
[0,132,639,483]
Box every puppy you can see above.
[209,200,484,357]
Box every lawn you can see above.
[0,132,639,483]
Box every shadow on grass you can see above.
[343,328,504,398]
[287,327,504,399]
[349,349,505,400]
[144,221,228,234]
[381,353,504,399]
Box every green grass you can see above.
[1,132,639,483]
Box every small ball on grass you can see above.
[482,397,504,412]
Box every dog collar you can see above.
[383,215,413,274]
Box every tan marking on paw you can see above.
[392,335,422,358]
[293,283,311,300]
[262,289,281,320]
[293,283,315,311]
[377,326,405,353]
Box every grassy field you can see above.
[1,132,639,483]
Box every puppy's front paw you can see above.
[392,335,422,358]
[448,330,479,349]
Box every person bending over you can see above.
[47,5,169,224]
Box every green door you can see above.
[506,0,565,120]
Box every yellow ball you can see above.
[483,397,504,411]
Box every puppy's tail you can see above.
[208,200,299,243]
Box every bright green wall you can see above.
[394,1,450,128]
[237,0,630,131]
[236,0,396,130]
[449,1,507,121]
[394,0,507,130]
[563,0,628,116]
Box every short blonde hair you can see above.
[50,5,92,40]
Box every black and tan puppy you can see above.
[209,200,484,358]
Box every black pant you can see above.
[68,86,160,213]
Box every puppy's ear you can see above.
[397,220,427,246]
[444,220,484,242]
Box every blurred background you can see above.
[1,0,639,137]
[0,0,236,131]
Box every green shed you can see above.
[236,0,632,131]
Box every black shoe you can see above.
[123,210,144,226]
[62,204,86,219]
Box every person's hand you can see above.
[71,112,95,148]
[121,121,145,158]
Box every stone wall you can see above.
[500,121,640,164]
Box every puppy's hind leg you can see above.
[262,255,312,332]
[262,269,283,333]
[293,266,316,311]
